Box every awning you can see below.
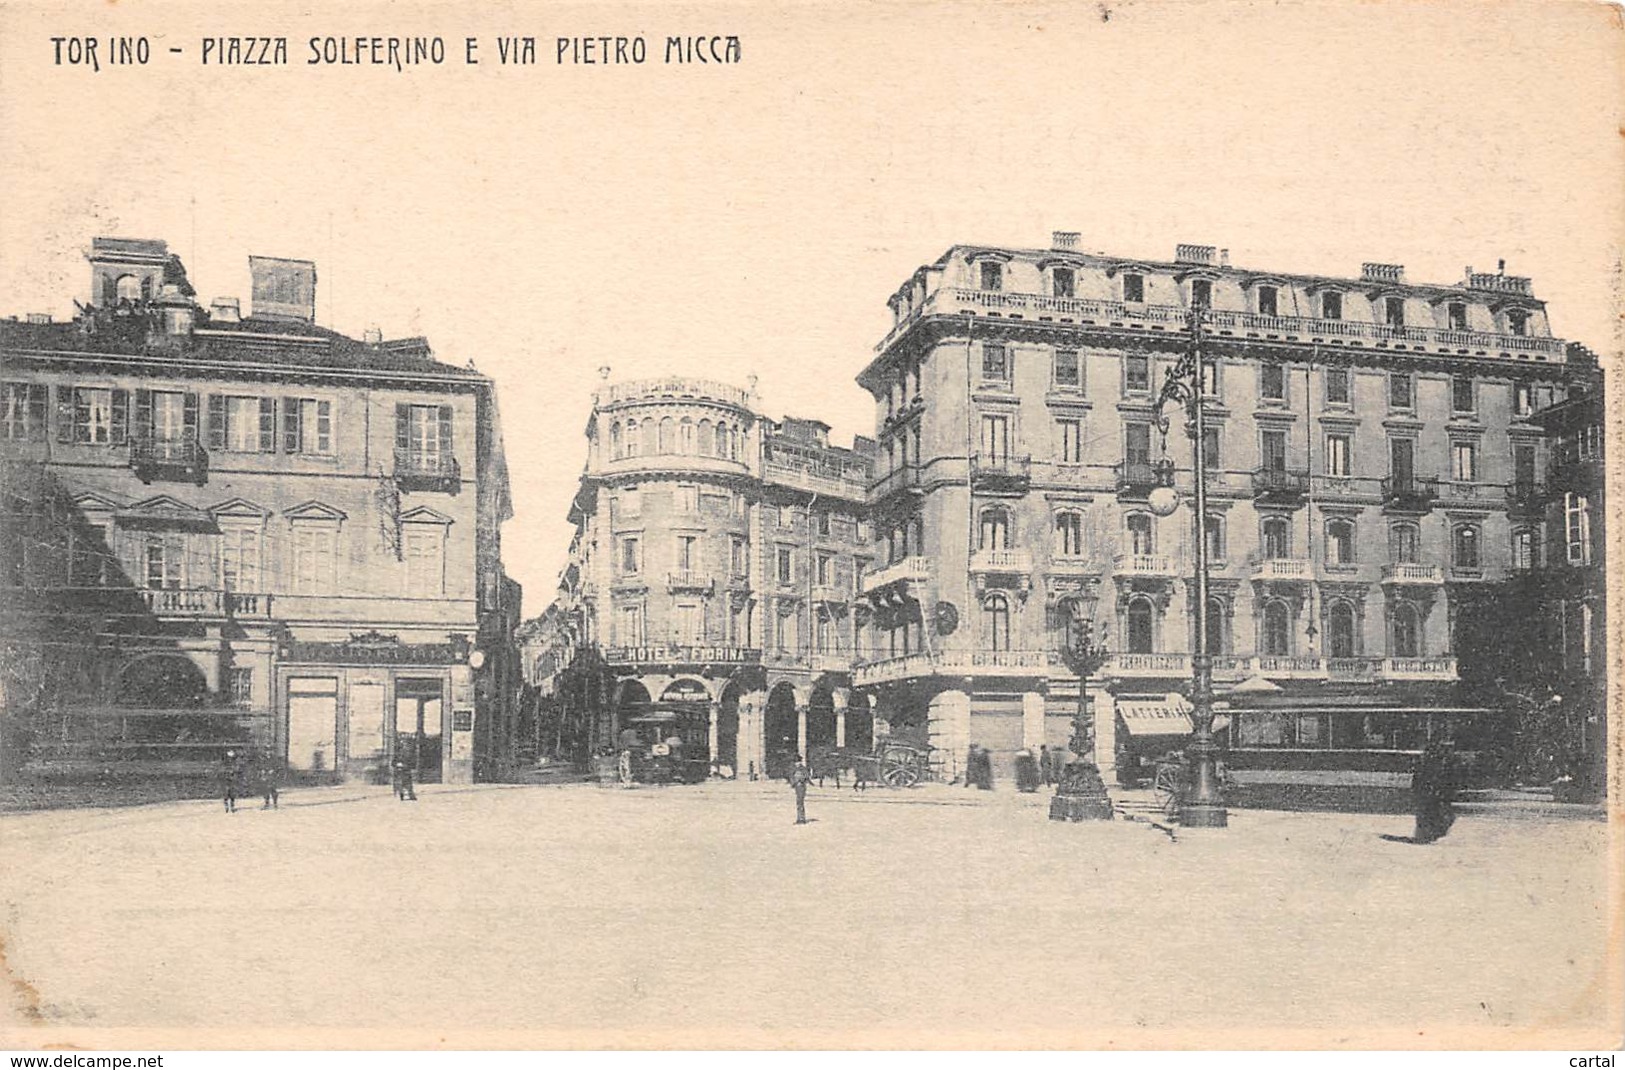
[1116,694,1230,736]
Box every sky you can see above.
[2,0,1621,609]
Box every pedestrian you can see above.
[1411,740,1458,843]
[1038,744,1052,787]
[978,746,995,790]
[220,749,241,813]
[790,758,811,825]
[392,755,417,801]
[256,752,281,810]
[1014,748,1042,793]
[964,744,978,788]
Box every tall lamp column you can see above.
[1151,309,1229,829]
[1050,587,1113,822]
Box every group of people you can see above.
[962,744,995,790]
[219,749,280,813]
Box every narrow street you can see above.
[0,782,1614,1048]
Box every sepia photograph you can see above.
[0,0,1620,1057]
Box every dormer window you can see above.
[1257,286,1278,317]
[1122,273,1145,304]
[1190,279,1212,309]
[1507,309,1529,336]
[1052,267,1075,299]
[1447,302,1468,330]
[1321,292,1343,320]
[980,261,1003,292]
[1384,297,1405,327]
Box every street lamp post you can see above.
[1050,587,1114,822]
[1151,308,1229,828]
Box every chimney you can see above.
[248,255,317,322]
[210,297,240,323]
[1175,243,1216,265]
[1497,259,1506,275]
[1051,231,1081,251]
[363,326,383,345]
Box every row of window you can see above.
[611,486,872,543]
[958,410,1514,484]
[2,520,450,596]
[607,414,744,462]
[616,533,867,588]
[0,382,453,461]
[967,347,1556,416]
[972,260,1533,335]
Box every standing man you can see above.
[392,753,418,801]
[221,749,241,813]
[256,751,281,810]
[790,758,811,825]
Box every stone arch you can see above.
[806,679,838,752]
[764,681,801,778]
[113,653,209,708]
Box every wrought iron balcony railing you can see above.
[129,434,209,486]
[1380,474,1440,511]
[393,449,462,494]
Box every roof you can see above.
[0,312,489,382]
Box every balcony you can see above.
[1380,563,1444,585]
[1326,656,1381,683]
[1114,459,1175,498]
[809,652,853,674]
[860,556,932,596]
[1251,466,1310,504]
[1113,552,1178,577]
[877,287,1568,362]
[1102,652,1190,677]
[970,453,1031,492]
[130,434,209,486]
[1251,557,1310,581]
[1380,475,1440,512]
[969,548,1033,575]
[1210,655,1254,682]
[1257,655,1327,680]
[853,649,1055,686]
[1380,656,1458,681]
[666,571,714,594]
[139,588,273,619]
[1506,481,1549,518]
[869,464,923,502]
[394,449,461,494]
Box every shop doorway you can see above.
[395,677,445,783]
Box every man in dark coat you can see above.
[221,749,242,813]
[790,759,811,825]
[392,755,418,801]
[256,752,281,810]
[1412,740,1458,843]
[1014,748,1042,793]
[1038,745,1052,787]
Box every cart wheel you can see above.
[880,762,912,788]
[1152,764,1182,814]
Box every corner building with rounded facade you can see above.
[549,377,876,779]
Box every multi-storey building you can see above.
[1455,361,1608,797]
[854,233,1581,784]
[537,375,874,778]
[0,236,517,788]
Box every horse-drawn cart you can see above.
[808,741,933,788]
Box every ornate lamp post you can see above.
[1149,308,1229,828]
[1050,587,1114,822]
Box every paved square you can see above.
[0,782,1616,1048]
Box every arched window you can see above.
[983,593,1012,652]
[697,419,713,456]
[641,418,656,455]
[115,274,142,301]
[624,420,641,458]
[1126,513,1154,555]
[978,506,1010,550]
[609,422,623,460]
[1512,528,1539,571]
[1204,515,1225,562]
[1453,524,1480,570]
[1203,597,1228,654]
[1054,511,1084,557]
[715,422,729,457]
[1126,597,1155,654]
[658,417,674,454]
[1392,602,1421,657]
[1262,600,1292,656]
[1262,516,1291,559]
[1326,519,1356,566]
[678,417,695,454]
[1391,523,1420,564]
[1327,602,1357,658]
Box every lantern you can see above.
[1147,484,1180,517]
